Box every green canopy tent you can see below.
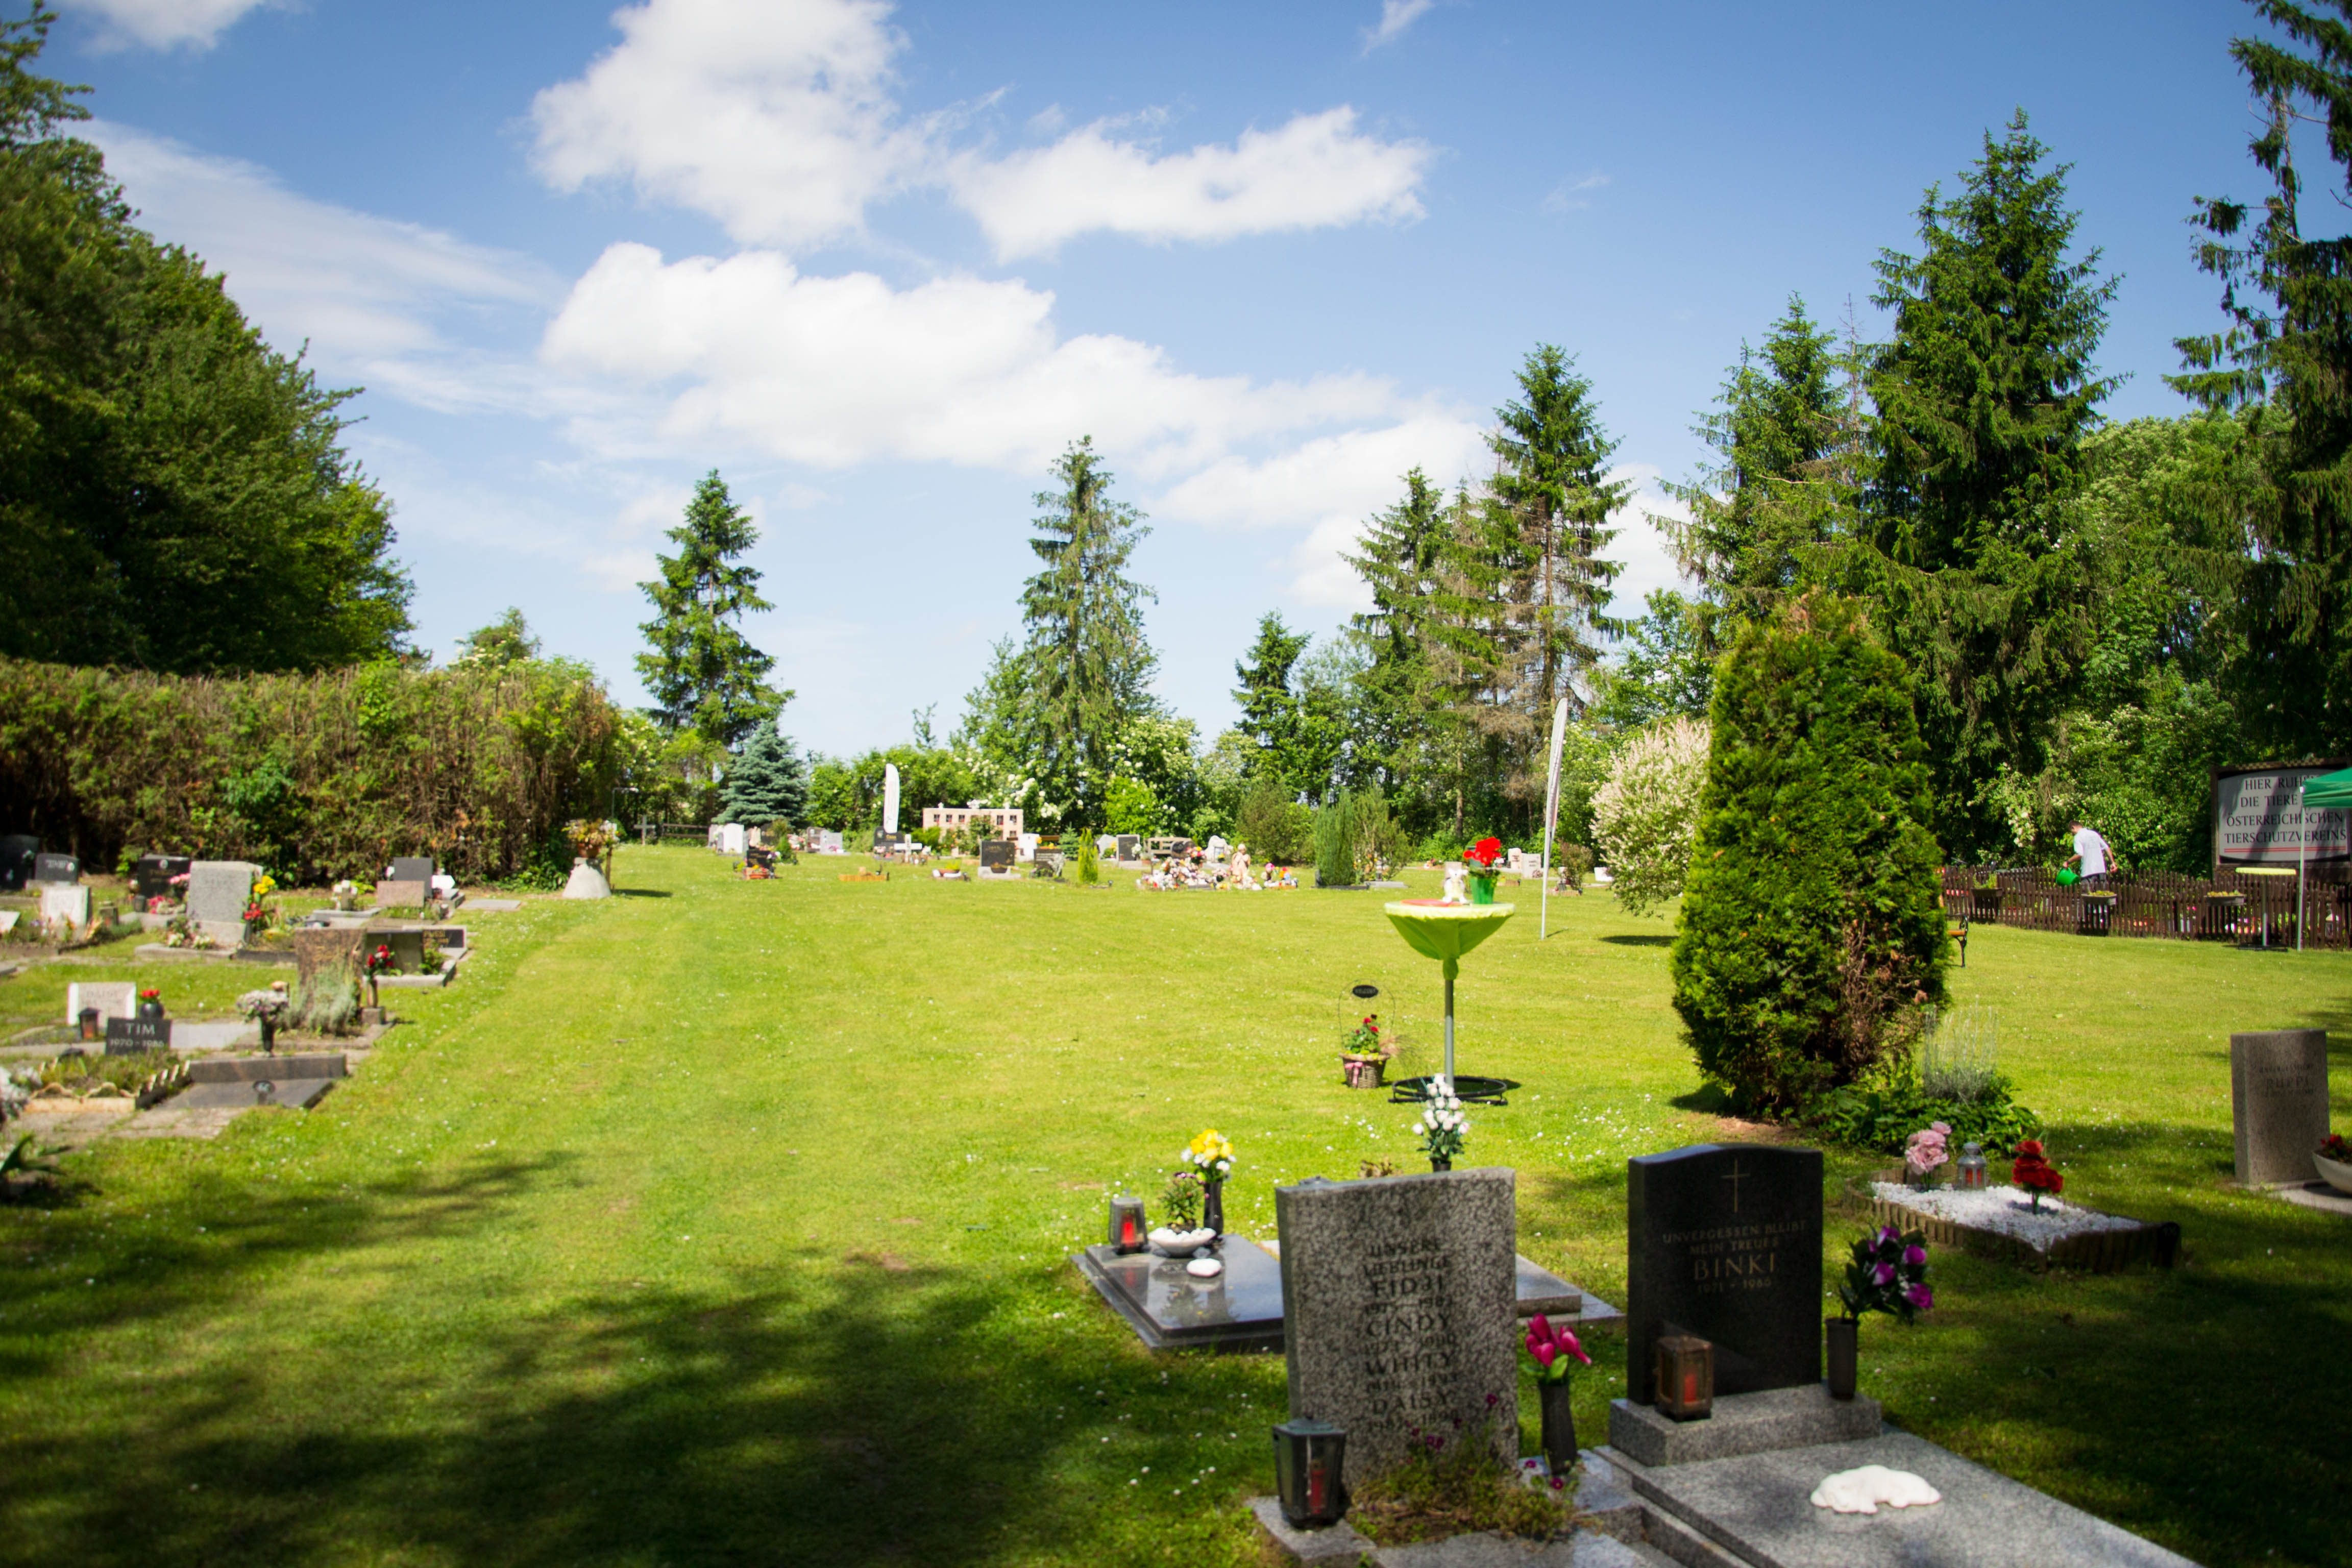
[2295,768,2352,949]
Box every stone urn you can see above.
[562,856,611,900]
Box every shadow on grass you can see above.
[609,887,673,898]
[0,1155,1218,1568]
[1598,934,1673,948]
[1669,1085,1735,1115]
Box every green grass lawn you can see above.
[0,848,2345,1567]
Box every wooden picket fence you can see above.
[1940,865,2352,949]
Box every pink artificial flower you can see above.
[1528,1313,1553,1340]
[1872,1263,1896,1287]
[1902,1244,1928,1267]
[1557,1327,1592,1367]
[1531,1340,1557,1369]
[1877,1226,1900,1245]
[1904,1283,1934,1311]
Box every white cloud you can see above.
[948,108,1431,261]
[1362,0,1435,53]
[539,241,1400,475]
[530,0,924,250]
[1542,173,1608,215]
[1606,465,1696,619]
[89,122,557,380]
[531,0,1433,257]
[65,0,278,51]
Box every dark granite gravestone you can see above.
[2231,1030,2331,1187]
[133,853,192,900]
[979,838,1015,871]
[1276,1169,1520,1486]
[32,852,79,884]
[388,856,434,883]
[1073,1237,1288,1351]
[0,834,36,891]
[1115,835,1141,861]
[1628,1144,1822,1405]
[105,1015,171,1055]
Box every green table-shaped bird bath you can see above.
[1383,900,1520,1105]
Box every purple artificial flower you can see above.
[1902,1244,1928,1267]
[1872,1262,1896,1287]
[1877,1226,1900,1245]
[1532,1340,1557,1368]
[1904,1283,1933,1311]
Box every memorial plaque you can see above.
[374,878,428,910]
[1276,1169,1518,1486]
[32,852,79,884]
[105,1015,170,1055]
[2231,1030,2331,1187]
[38,883,90,929]
[133,853,192,900]
[388,856,434,884]
[979,838,1015,871]
[1628,1144,1822,1405]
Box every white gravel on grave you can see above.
[1871,1182,2140,1251]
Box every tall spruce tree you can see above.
[2172,1,2352,756]
[1663,297,1852,639]
[717,721,807,826]
[1853,114,2117,854]
[1345,469,1450,803]
[636,471,789,748]
[1020,437,1158,824]
[1233,612,1312,790]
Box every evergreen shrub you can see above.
[0,657,619,883]
[1670,593,1950,1110]
[1313,792,1358,887]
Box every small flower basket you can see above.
[1463,838,1503,905]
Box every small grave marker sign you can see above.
[105,1015,170,1055]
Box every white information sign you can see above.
[2214,767,2351,867]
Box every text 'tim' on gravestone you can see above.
[2231,1030,2331,1187]
[1627,1144,1822,1405]
[1275,1168,1518,1487]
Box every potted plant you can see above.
[1341,1013,1390,1088]
[136,987,163,1021]
[1827,1224,1931,1400]
[1523,1313,1591,1477]
[1902,1121,1951,1189]
[1463,838,1504,905]
[1971,873,2003,915]
[1415,1081,1467,1171]
[2314,1133,2352,1194]
[1148,1170,1216,1256]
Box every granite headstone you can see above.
[66,982,136,1027]
[375,878,429,910]
[186,860,260,946]
[1628,1144,1822,1405]
[0,834,36,891]
[104,1014,170,1055]
[133,853,192,900]
[38,883,90,930]
[2231,1029,2331,1187]
[1116,835,1141,861]
[1276,1169,1520,1487]
[32,852,79,884]
[288,927,365,987]
[388,856,434,884]
[979,838,1015,871]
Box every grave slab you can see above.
[1279,1168,1520,1486]
[1601,1430,2197,1568]
[188,1054,346,1083]
[465,898,523,912]
[170,1021,258,1051]
[2276,1181,2352,1217]
[165,1077,336,1111]
[1627,1145,1822,1405]
[1073,1238,1287,1351]
[1245,1496,1377,1564]
[2230,1029,2330,1187]
[1606,1386,1883,1468]
[1371,1531,1663,1567]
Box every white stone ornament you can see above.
[1809,1465,1942,1514]
[1185,1257,1223,1279]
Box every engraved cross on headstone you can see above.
[1721,1159,1748,1213]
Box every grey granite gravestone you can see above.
[32,852,79,884]
[1276,1169,1519,1487]
[186,861,260,945]
[2231,1029,2331,1187]
[1628,1144,1822,1405]
[388,856,434,883]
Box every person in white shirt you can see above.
[2068,820,2114,885]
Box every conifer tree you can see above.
[1020,437,1158,824]
[1233,612,1311,789]
[2172,0,2352,756]
[717,721,807,826]
[1346,469,1450,801]
[635,471,790,748]
[1672,592,1948,1110]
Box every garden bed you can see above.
[1870,1180,2178,1272]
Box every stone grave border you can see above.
[1868,1169,2179,1273]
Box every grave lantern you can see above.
[1272,1418,1349,1528]
[1956,1142,1988,1190]
[1654,1335,1714,1421]
[77,1007,99,1042]
[1107,1194,1147,1255]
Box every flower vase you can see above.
[1431,1156,1452,1172]
[1467,874,1498,906]
[259,1018,277,1055]
[1538,1380,1578,1476]
[137,999,162,1021]
[1202,1180,1224,1241]
[1825,1317,1858,1401]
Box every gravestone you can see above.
[1276,1169,1519,1487]
[979,838,1015,872]
[2231,1030,2331,1187]
[32,852,79,884]
[1627,1144,1822,1405]
[368,928,430,974]
[105,1014,171,1055]
[388,855,434,883]
[66,982,136,1028]
[287,928,364,987]
[1115,835,1141,861]
[186,860,260,946]
[375,878,429,910]
[0,834,36,891]
[819,830,844,854]
[39,883,90,930]
[133,853,192,900]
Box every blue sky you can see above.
[53,0,2259,756]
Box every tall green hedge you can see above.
[0,657,620,883]
[1670,593,1949,1110]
